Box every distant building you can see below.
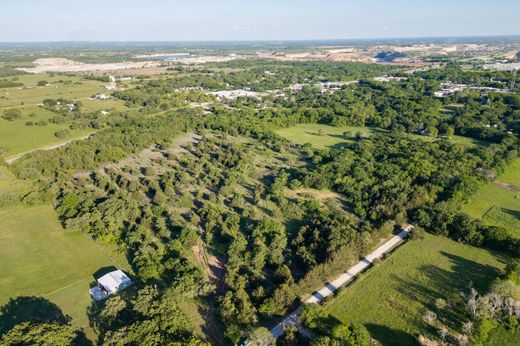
[208,89,264,99]
[373,76,407,82]
[90,269,132,301]
[434,82,468,97]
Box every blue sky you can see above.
[1,0,519,41]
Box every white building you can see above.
[90,269,132,301]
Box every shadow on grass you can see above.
[366,324,418,346]
[0,296,71,336]
[503,208,520,221]
[391,250,502,332]
[196,296,228,346]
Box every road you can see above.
[268,224,414,340]
[4,133,94,164]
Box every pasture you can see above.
[0,204,114,336]
[462,158,520,238]
[0,77,106,108]
[275,123,488,150]
[324,233,507,345]
[0,105,94,158]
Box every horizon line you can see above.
[1,34,520,45]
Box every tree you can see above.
[445,126,454,138]
[0,322,81,346]
[331,323,371,346]
[423,310,437,324]
[428,126,439,138]
[435,298,447,311]
[248,327,275,346]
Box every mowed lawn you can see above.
[462,158,520,238]
[0,105,94,158]
[324,233,507,346]
[275,124,372,149]
[0,204,113,335]
[275,123,488,150]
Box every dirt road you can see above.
[268,225,414,340]
[4,133,94,164]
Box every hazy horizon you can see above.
[1,0,519,42]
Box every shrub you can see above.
[54,129,70,138]
[2,109,22,121]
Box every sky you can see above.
[1,0,519,42]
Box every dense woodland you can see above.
[1,60,520,345]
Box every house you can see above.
[90,269,132,301]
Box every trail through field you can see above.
[4,133,94,164]
[261,225,414,342]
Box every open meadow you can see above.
[0,204,114,337]
[0,71,130,159]
[275,123,489,150]
[0,105,94,158]
[462,158,520,238]
[324,233,508,345]
[0,75,107,108]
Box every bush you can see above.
[54,129,70,138]
[35,120,48,126]
[37,80,49,86]
[25,121,34,126]
[2,109,22,121]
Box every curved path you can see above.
[4,133,94,164]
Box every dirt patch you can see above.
[192,244,225,292]
[495,181,520,193]
[18,58,161,73]
[286,188,343,202]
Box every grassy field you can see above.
[0,73,106,108]
[0,105,94,158]
[80,98,128,112]
[275,124,372,150]
[0,204,114,337]
[324,233,508,345]
[462,158,520,238]
[275,123,488,150]
[487,325,520,345]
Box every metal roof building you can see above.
[90,269,132,301]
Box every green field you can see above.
[80,98,128,112]
[0,105,94,158]
[324,233,507,345]
[462,158,520,238]
[275,124,373,149]
[0,204,114,336]
[275,123,488,150]
[0,73,106,108]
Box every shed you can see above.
[90,269,132,301]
